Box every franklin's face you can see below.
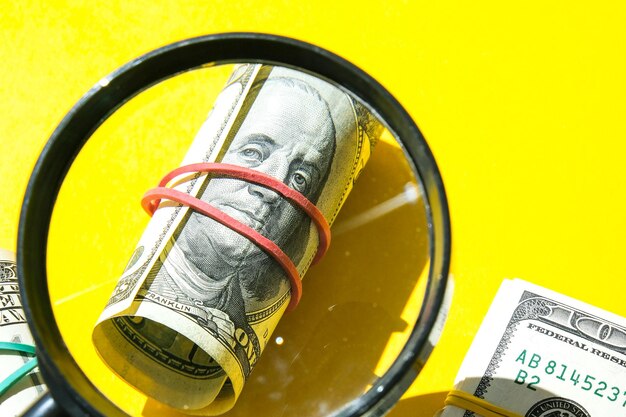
[182,79,335,265]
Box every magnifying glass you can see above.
[17,33,451,417]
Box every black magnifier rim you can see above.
[18,32,451,417]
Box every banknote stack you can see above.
[93,64,382,415]
[438,279,626,417]
[0,249,47,416]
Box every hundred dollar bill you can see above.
[0,249,46,416]
[93,64,382,415]
[438,279,626,417]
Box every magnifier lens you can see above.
[21,35,449,417]
[44,62,430,416]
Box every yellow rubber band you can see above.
[445,390,524,417]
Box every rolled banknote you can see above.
[438,278,626,417]
[93,64,382,415]
[0,249,47,416]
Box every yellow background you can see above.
[2,1,626,416]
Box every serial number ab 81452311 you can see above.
[514,349,626,408]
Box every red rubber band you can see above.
[150,163,330,264]
[142,187,302,311]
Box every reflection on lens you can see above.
[45,63,431,417]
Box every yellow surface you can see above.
[2,1,626,416]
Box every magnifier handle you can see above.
[20,392,68,417]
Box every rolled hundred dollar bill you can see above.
[0,249,46,416]
[438,279,626,417]
[93,64,381,414]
